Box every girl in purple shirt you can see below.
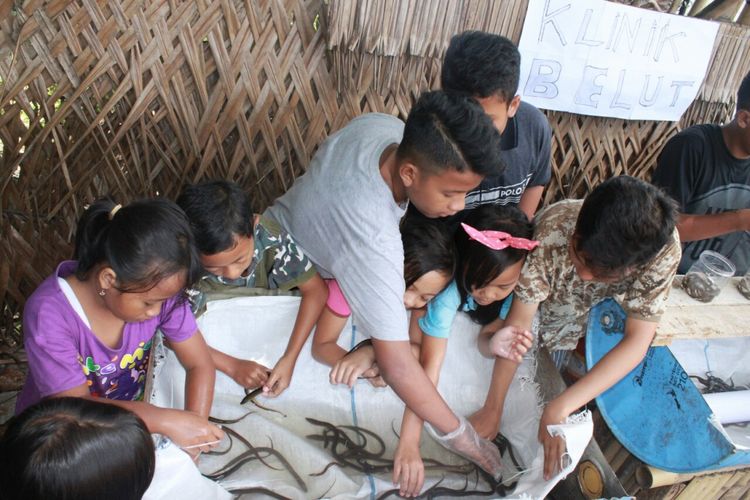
[17,198,222,456]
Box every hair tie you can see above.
[461,222,540,251]
[108,204,122,220]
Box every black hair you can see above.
[455,204,534,324]
[0,397,155,500]
[396,90,503,177]
[401,218,456,288]
[176,180,255,255]
[441,31,521,102]
[574,176,677,276]
[737,70,750,112]
[73,197,201,293]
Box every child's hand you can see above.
[489,326,533,363]
[538,401,569,480]
[160,409,224,458]
[362,363,387,388]
[330,346,376,388]
[393,441,425,497]
[468,405,502,440]
[229,358,270,389]
[263,355,295,397]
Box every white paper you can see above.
[705,390,750,425]
[518,0,719,121]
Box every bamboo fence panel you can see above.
[0,0,376,345]
[0,0,749,349]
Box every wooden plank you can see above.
[720,470,750,500]
[654,277,750,345]
[676,472,739,500]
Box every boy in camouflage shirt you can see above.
[471,176,680,480]
[178,180,327,397]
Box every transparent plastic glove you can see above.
[426,415,503,480]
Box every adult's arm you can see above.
[649,130,750,242]
[674,209,750,242]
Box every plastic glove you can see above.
[426,414,503,480]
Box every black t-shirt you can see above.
[652,124,750,274]
[464,101,552,209]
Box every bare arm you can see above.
[470,300,538,439]
[265,274,328,396]
[517,185,545,220]
[539,316,656,479]
[53,385,223,453]
[394,330,448,496]
[208,346,270,389]
[372,338,458,434]
[477,318,504,358]
[676,209,750,242]
[311,308,349,367]
[53,331,223,452]
[172,331,215,417]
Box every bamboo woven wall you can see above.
[1,0,750,348]
[0,0,347,345]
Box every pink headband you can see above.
[461,222,540,251]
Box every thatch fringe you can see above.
[324,0,749,207]
[327,0,750,104]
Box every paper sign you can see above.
[518,0,720,121]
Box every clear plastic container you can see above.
[681,250,735,303]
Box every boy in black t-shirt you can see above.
[652,70,750,275]
[405,31,552,226]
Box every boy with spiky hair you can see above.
[266,90,529,476]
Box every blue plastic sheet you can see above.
[585,299,744,473]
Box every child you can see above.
[177,180,328,397]
[0,397,155,500]
[478,176,680,480]
[312,218,457,388]
[265,90,513,473]
[16,199,222,455]
[405,31,552,227]
[393,205,537,497]
[442,31,551,219]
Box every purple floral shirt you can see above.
[16,261,197,413]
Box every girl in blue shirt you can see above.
[393,204,538,496]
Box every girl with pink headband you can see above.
[393,204,538,497]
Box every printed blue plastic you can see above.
[585,298,750,473]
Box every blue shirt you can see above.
[419,281,513,338]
